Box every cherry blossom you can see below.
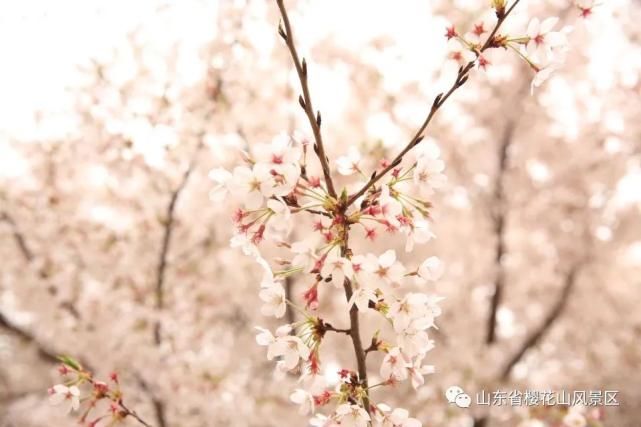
[336,147,363,176]
[290,389,315,416]
[417,256,444,282]
[446,38,475,67]
[363,250,406,288]
[526,17,568,62]
[335,404,370,427]
[320,254,354,288]
[375,404,422,427]
[259,279,287,318]
[48,384,80,413]
[380,347,410,382]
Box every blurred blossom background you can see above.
[1,0,640,426]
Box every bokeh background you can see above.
[1,1,640,426]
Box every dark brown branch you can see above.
[276,0,337,198]
[119,400,154,427]
[338,224,370,412]
[486,120,517,344]
[1,211,34,262]
[284,276,296,326]
[153,145,201,345]
[0,312,58,365]
[137,376,167,427]
[346,0,522,207]
[499,265,580,380]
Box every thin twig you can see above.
[1,211,34,262]
[276,0,337,198]
[346,0,522,207]
[119,400,154,427]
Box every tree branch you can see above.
[136,376,167,427]
[346,0,522,207]
[499,264,580,380]
[0,312,58,365]
[276,0,337,198]
[338,223,370,412]
[1,211,34,262]
[486,120,517,344]
[153,145,201,345]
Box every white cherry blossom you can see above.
[417,256,444,282]
[290,388,315,415]
[48,385,80,413]
[335,404,371,427]
[258,279,286,318]
[375,404,422,427]
[363,250,406,288]
[321,254,353,288]
[526,17,568,62]
[380,347,410,382]
[336,147,362,176]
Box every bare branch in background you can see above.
[486,119,517,344]
[500,263,581,380]
[153,143,202,345]
[0,312,59,365]
[1,211,34,262]
[137,375,168,427]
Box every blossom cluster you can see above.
[445,1,582,92]
[210,122,449,426]
[47,356,148,427]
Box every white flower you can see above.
[266,198,292,237]
[268,162,301,197]
[375,405,422,427]
[335,404,370,427]
[465,12,498,45]
[208,167,232,202]
[379,186,403,228]
[290,388,315,415]
[398,329,434,358]
[414,147,446,194]
[363,250,406,288]
[259,279,287,318]
[526,17,568,63]
[446,38,475,66]
[404,219,435,252]
[321,254,353,288]
[388,293,442,333]
[336,147,362,176]
[407,354,435,390]
[254,134,301,166]
[380,347,409,382]
[230,233,259,258]
[291,238,318,272]
[348,285,377,311]
[563,411,587,427]
[48,384,80,413]
[530,65,557,94]
[256,323,310,369]
[310,414,339,427]
[231,164,271,209]
[417,256,444,282]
